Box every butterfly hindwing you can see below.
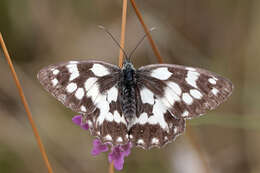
[137,64,233,119]
[129,86,186,149]
[87,98,129,145]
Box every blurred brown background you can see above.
[0,0,259,173]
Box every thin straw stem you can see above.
[0,33,54,173]
[118,0,128,68]
[186,124,210,172]
[129,1,210,172]
[129,0,163,63]
[109,161,115,173]
[108,0,128,172]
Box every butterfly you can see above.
[37,58,233,149]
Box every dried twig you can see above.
[185,125,210,173]
[129,0,163,63]
[0,33,54,173]
[118,0,128,68]
[109,161,115,173]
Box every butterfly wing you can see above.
[128,63,233,149]
[38,60,128,145]
[38,60,120,114]
[137,64,233,119]
[129,86,185,149]
[86,98,129,145]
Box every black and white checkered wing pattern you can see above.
[38,60,128,144]
[38,60,120,114]
[137,64,233,119]
[128,64,233,149]
[87,98,129,145]
[129,88,186,149]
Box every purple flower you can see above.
[108,142,132,170]
[72,115,89,130]
[120,142,132,157]
[91,139,109,156]
[72,115,132,171]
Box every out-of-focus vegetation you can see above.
[0,0,259,173]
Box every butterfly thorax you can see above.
[119,61,137,126]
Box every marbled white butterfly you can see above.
[37,58,233,149]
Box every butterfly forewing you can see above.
[137,64,233,119]
[37,60,121,113]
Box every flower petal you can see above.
[108,144,131,171]
[91,139,109,156]
[80,123,89,130]
[120,142,132,157]
[72,115,82,126]
[108,146,122,162]
[113,158,124,170]
[72,115,89,130]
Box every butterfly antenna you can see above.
[98,25,128,60]
[128,27,156,60]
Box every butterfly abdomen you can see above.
[121,85,136,122]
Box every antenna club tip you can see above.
[98,25,105,30]
[150,27,156,32]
